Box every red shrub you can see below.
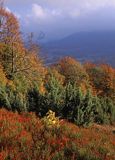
[0,109,114,160]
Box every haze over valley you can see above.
[5,0,115,66]
[41,31,115,66]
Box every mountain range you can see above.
[40,31,115,66]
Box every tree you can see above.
[0,64,7,85]
[94,97,115,124]
[62,83,95,126]
[0,6,45,83]
[45,69,64,116]
[84,62,115,99]
[0,7,26,78]
[0,4,46,112]
[54,57,89,92]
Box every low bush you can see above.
[0,109,114,160]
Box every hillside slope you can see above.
[0,109,115,160]
[41,31,115,66]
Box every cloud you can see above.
[32,0,115,12]
[51,9,62,16]
[69,10,81,18]
[32,4,46,19]
[31,3,63,20]
[5,0,115,13]
[5,0,115,41]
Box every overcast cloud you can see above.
[5,0,115,41]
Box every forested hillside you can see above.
[41,31,115,67]
[0,4,115,160]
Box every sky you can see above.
[4,0,115,41]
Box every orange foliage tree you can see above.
[0,4,46,111]
[54,56,89,92]
[0,5,45,85]
[84,62,115,99]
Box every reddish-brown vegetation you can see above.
[0,109,114,160]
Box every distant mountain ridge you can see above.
[40,31,115,66]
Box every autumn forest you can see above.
[0,2,115,160]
